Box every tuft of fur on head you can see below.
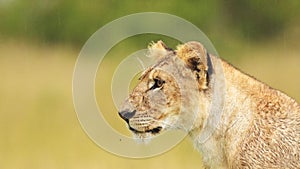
[147,40,172,60]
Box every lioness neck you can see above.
[191,57,272,168]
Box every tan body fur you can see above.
[118,41,300,169]
[193,57,300,168]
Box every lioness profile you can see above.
[118,41,300,168]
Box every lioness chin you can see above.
[118,41,300,169]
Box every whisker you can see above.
[136,56,146,70]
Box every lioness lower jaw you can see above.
[119,41,300,168]
[129,126,162,135]
[127,125,164,142]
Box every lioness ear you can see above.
[176,41,209,90]
[148,40,172,59]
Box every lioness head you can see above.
[118,41,211,139]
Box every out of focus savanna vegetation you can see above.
[0,1,299,169]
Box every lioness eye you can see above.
[149,78,165,90]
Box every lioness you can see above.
[118,41,300,168]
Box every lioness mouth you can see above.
[129,126,162,134]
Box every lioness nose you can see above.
[118,110,136,122]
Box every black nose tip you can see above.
[118,110,136,122]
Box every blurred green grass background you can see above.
[0,1,300,169]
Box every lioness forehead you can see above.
[138,40,210,91]
[139,54,176,80]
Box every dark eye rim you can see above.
[149,78,165,90]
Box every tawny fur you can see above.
[119,41,300,169]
